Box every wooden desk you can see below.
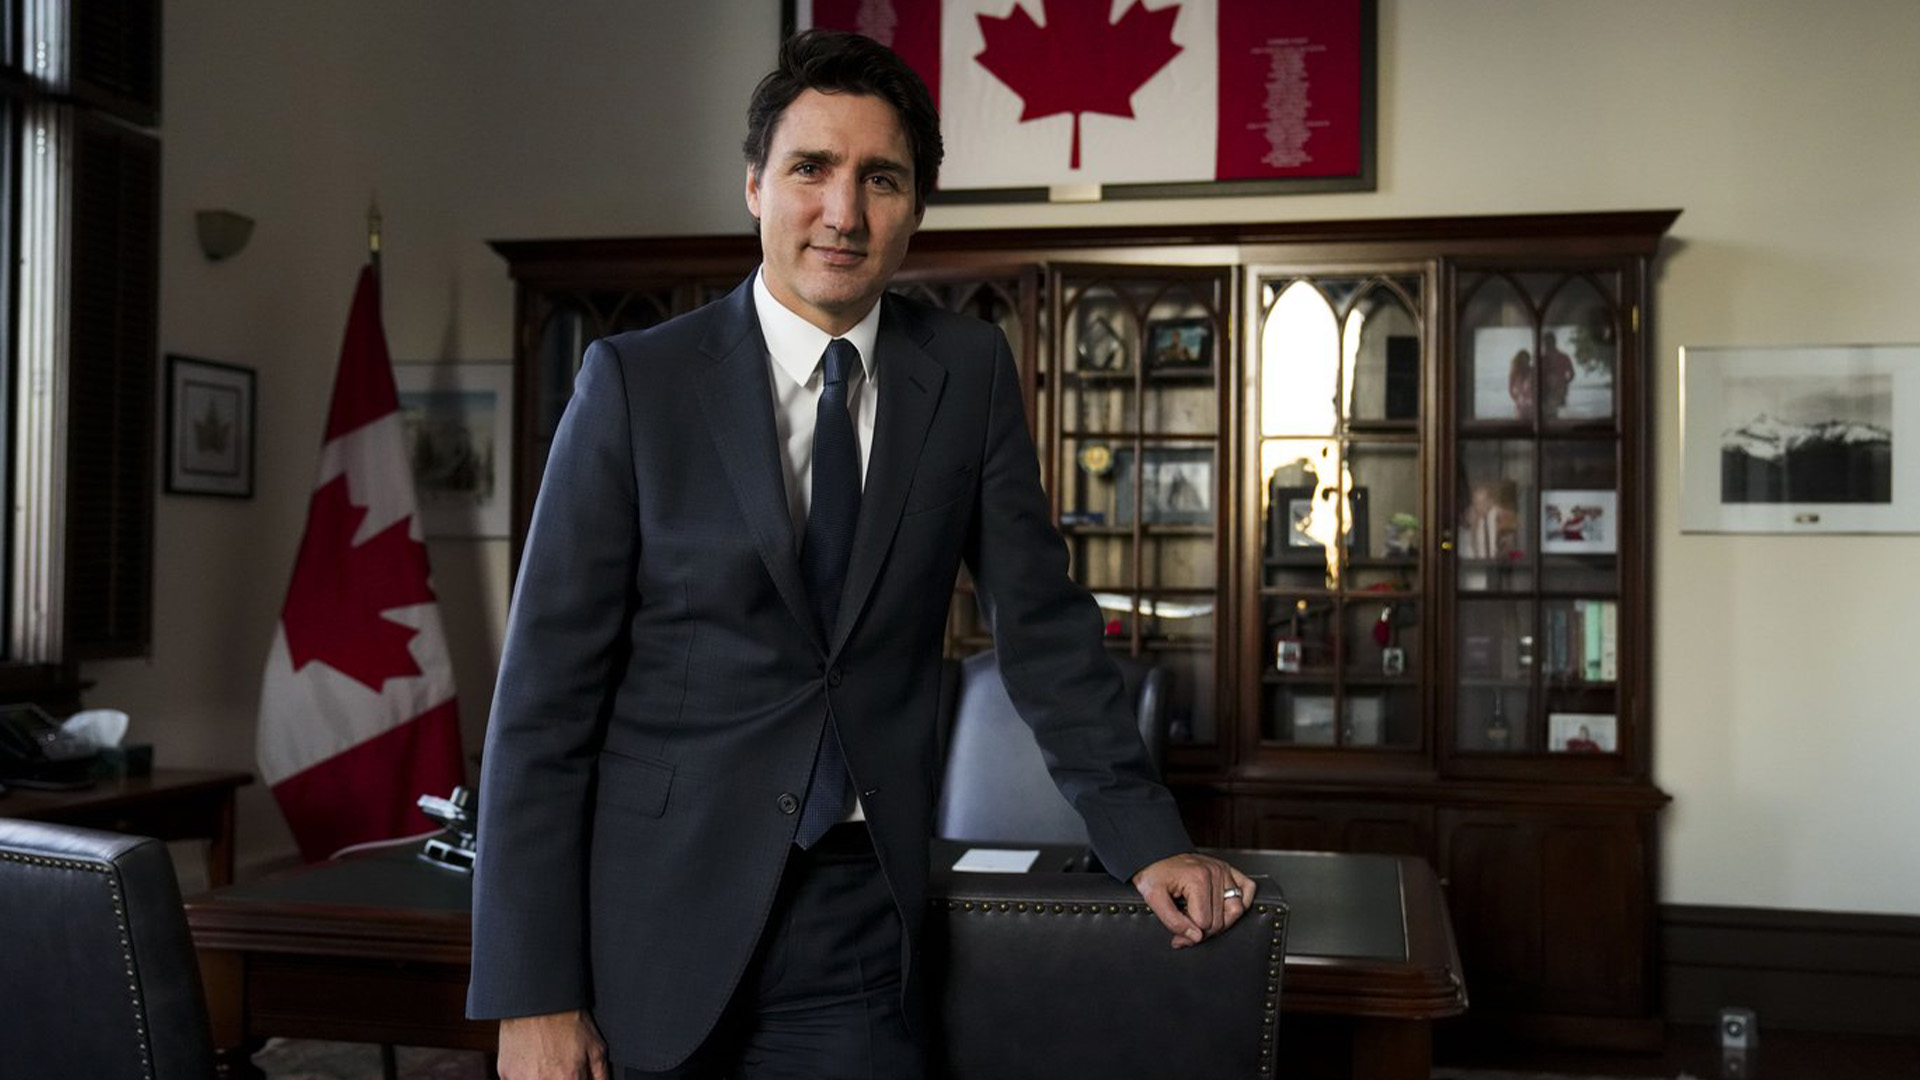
[1,767,252,887]
[187,844,1466,1080]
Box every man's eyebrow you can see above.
[860,155,910,177]
[785,148,843,166]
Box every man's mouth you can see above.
[812,245,866,266]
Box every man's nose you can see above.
[821,175,865,234]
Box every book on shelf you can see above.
[1548,599,1618,683]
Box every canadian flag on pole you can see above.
[256,266,465,861]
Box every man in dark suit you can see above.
[469,30,1256,1080]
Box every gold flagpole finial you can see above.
[368,194,383,275]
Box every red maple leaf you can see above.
[282,475,437,692]
[974,0,1184,170]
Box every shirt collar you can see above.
[753,267,880,388]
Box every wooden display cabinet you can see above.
[491,210,1677,1046]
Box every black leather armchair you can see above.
[927,868,1287,1080]
[0,819,215,1080]
[935,649,1171,850]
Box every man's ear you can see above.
[745,164,762,220]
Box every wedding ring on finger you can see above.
[1222,887,1243,900]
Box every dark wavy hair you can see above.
[744,29,943,210]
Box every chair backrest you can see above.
[0,819,215,1080]
[926,868,1287,1080]
[935,649,1171,848]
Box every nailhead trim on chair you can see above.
[933,896,1287,1079]
[0,848,159,1080]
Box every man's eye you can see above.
[794,162,821,177]
[868,174,900,191]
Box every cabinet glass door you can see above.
[1053,265,1228,750]
[1252,270,1426,755]
[1451,269,1626,762]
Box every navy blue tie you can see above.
[794,338,861,849]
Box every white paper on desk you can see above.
[951,848,1040,873]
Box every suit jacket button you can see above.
[777,793,799,814]
[827,669,843,687]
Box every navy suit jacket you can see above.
[467,277,1192,1069]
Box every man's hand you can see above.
[497,1009,608,1080]
[1131,852,1258,950]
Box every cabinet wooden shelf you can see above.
[492,210,1677,1050]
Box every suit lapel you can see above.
[833,297,947,652]
[695,281,823,654]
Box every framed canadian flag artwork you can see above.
[787,0,1376,201]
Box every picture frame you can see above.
[1145,316,1213,372]
[787,0,1376,203]
[1289,694,1337,746]
[1680,344,1920,534]
[393,362,514,539]
[1267,481,1369,561]
[1074,308,1128,373]
[1540,489,1617,555]
[1113,446,1213,526]
[1548,712,1617,754]
[165,354,255,498]
[1470,324,1615,422]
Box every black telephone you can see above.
[0,703,99,790]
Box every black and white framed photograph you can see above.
[1549,712,1617,754]
[165,354,255,498]
[1681,344,1920,533]
[394,362,514,539]
[1540,489,1617,554]
[1146,316,1213,372]
[1268,481,1370,561]
[1113,445,1212,525]
[1471,325,1614,422]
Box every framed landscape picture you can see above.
[394,362,514,539]
[1680,344,1920,533]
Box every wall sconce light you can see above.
[195,209,255,261]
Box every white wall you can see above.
[87,0,1920,910]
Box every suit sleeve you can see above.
[468,340,636,1019]
[962,329,1194,882]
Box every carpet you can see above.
[248,1039,489,1080]
[251,1041,1701,1080]
[1436,1060,1689,1068]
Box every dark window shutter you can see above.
[70,0,160,126]
[66,110,157,659]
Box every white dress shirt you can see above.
[751,267,881,824]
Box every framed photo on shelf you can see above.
[1267,481,1369,561]
[1289,694,1337,746]
[1680,343,1920,534]
[1345,693,1385,746]
[1074,307,1128,373]
[1145,316,1213,372]
[1540,489,1617,554]
[393,362,514,539]
[1113,446,1213,526]
[165,354,255,498]
[1549,712,1617,754]
[1471,324,1615,422]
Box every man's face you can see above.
[746,89,924,336]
